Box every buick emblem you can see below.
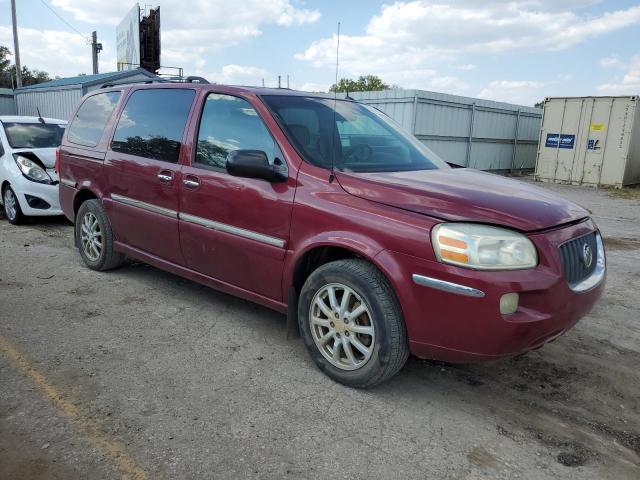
[582,243,593,268]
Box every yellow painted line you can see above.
[0,335,150,480]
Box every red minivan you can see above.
[58,82,605,387]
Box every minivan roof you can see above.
[99,82,338,100]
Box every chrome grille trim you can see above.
[412,274,485,298]
[560,232,606,293]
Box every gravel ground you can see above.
[1,179,639,479]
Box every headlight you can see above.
[14,155,53,184]
[432,223,537,270]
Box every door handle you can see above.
[157,171,173,182]
[183,177,200,188]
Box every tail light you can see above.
[55,147,60,174]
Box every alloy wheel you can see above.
[309,283,375,371]
[4,189,17,221]
[80,212,102,261]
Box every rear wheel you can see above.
[76,199,124,271]
[298,259,409,388]
[3,186,25,225]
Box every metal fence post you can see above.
[466,102,476,167]
[411,93,418,135]
[510,109,521,172]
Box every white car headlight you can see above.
[14,155,53,184]
[432,223,538,270]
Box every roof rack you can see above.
[100,76,210,88]
[183,76,209,84]
[100,79,168,88]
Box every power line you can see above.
[38,0,91,43]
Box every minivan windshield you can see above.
[262,95,448,173]
[2,122,65,149]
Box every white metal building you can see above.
[349,89,542,171]
[13,68,157,121]
[535,96,640,188]
[0,88,16,115]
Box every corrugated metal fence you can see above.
[350,89,542,171]
[15,88,83,121]
[0,88,16,115]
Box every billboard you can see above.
[140,7,161,72]
[116,4,141,71]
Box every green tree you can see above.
[0,46,10,73]
[0,46,12,87]
[0,45,52,88]
[330,75,390,93]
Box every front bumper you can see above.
[6,171,62,217]
[375,218,605,362]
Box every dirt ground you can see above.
[0,179,639,479]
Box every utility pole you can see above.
[91,31,102,75]
[11,0,22,88]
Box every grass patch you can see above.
[607,185,640,199]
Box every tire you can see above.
[298,259,409,388]
[3,186,25,225]
[75,199,125,271]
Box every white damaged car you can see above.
[0,116,67,224]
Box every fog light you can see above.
[500,292,519,315]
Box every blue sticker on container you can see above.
[587,139,601,151]
[546,133,575,149]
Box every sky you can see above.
[1,0,639,106]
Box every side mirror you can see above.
[226,150,288,183]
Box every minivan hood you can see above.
[336,168,589,232]
[12,148,56,168]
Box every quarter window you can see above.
[195,93,277,169]
[67,91,121,147]
[111,89,195,163]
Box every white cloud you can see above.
[476,73,577,105]
[598,55,640,95]
[51,0,320,28]
[298,82,330,93]
[50,0,133,25]
[48,0,319,77]
[478,80,547,105]
[600,56,626,70]
[451,64,476,71]
[206,64,268,86]
[296,1,640,92]
[0,26,114,77]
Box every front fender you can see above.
[282,230,387,297]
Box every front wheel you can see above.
[298,259,409,388]
[76,199,125,271]
[3,186,25,225]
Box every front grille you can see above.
[559,232,598,287]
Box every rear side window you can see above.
[67,91,121,147]
[111,89,195,163]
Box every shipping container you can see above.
[348,89,542,171]
[535,96,640,188]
